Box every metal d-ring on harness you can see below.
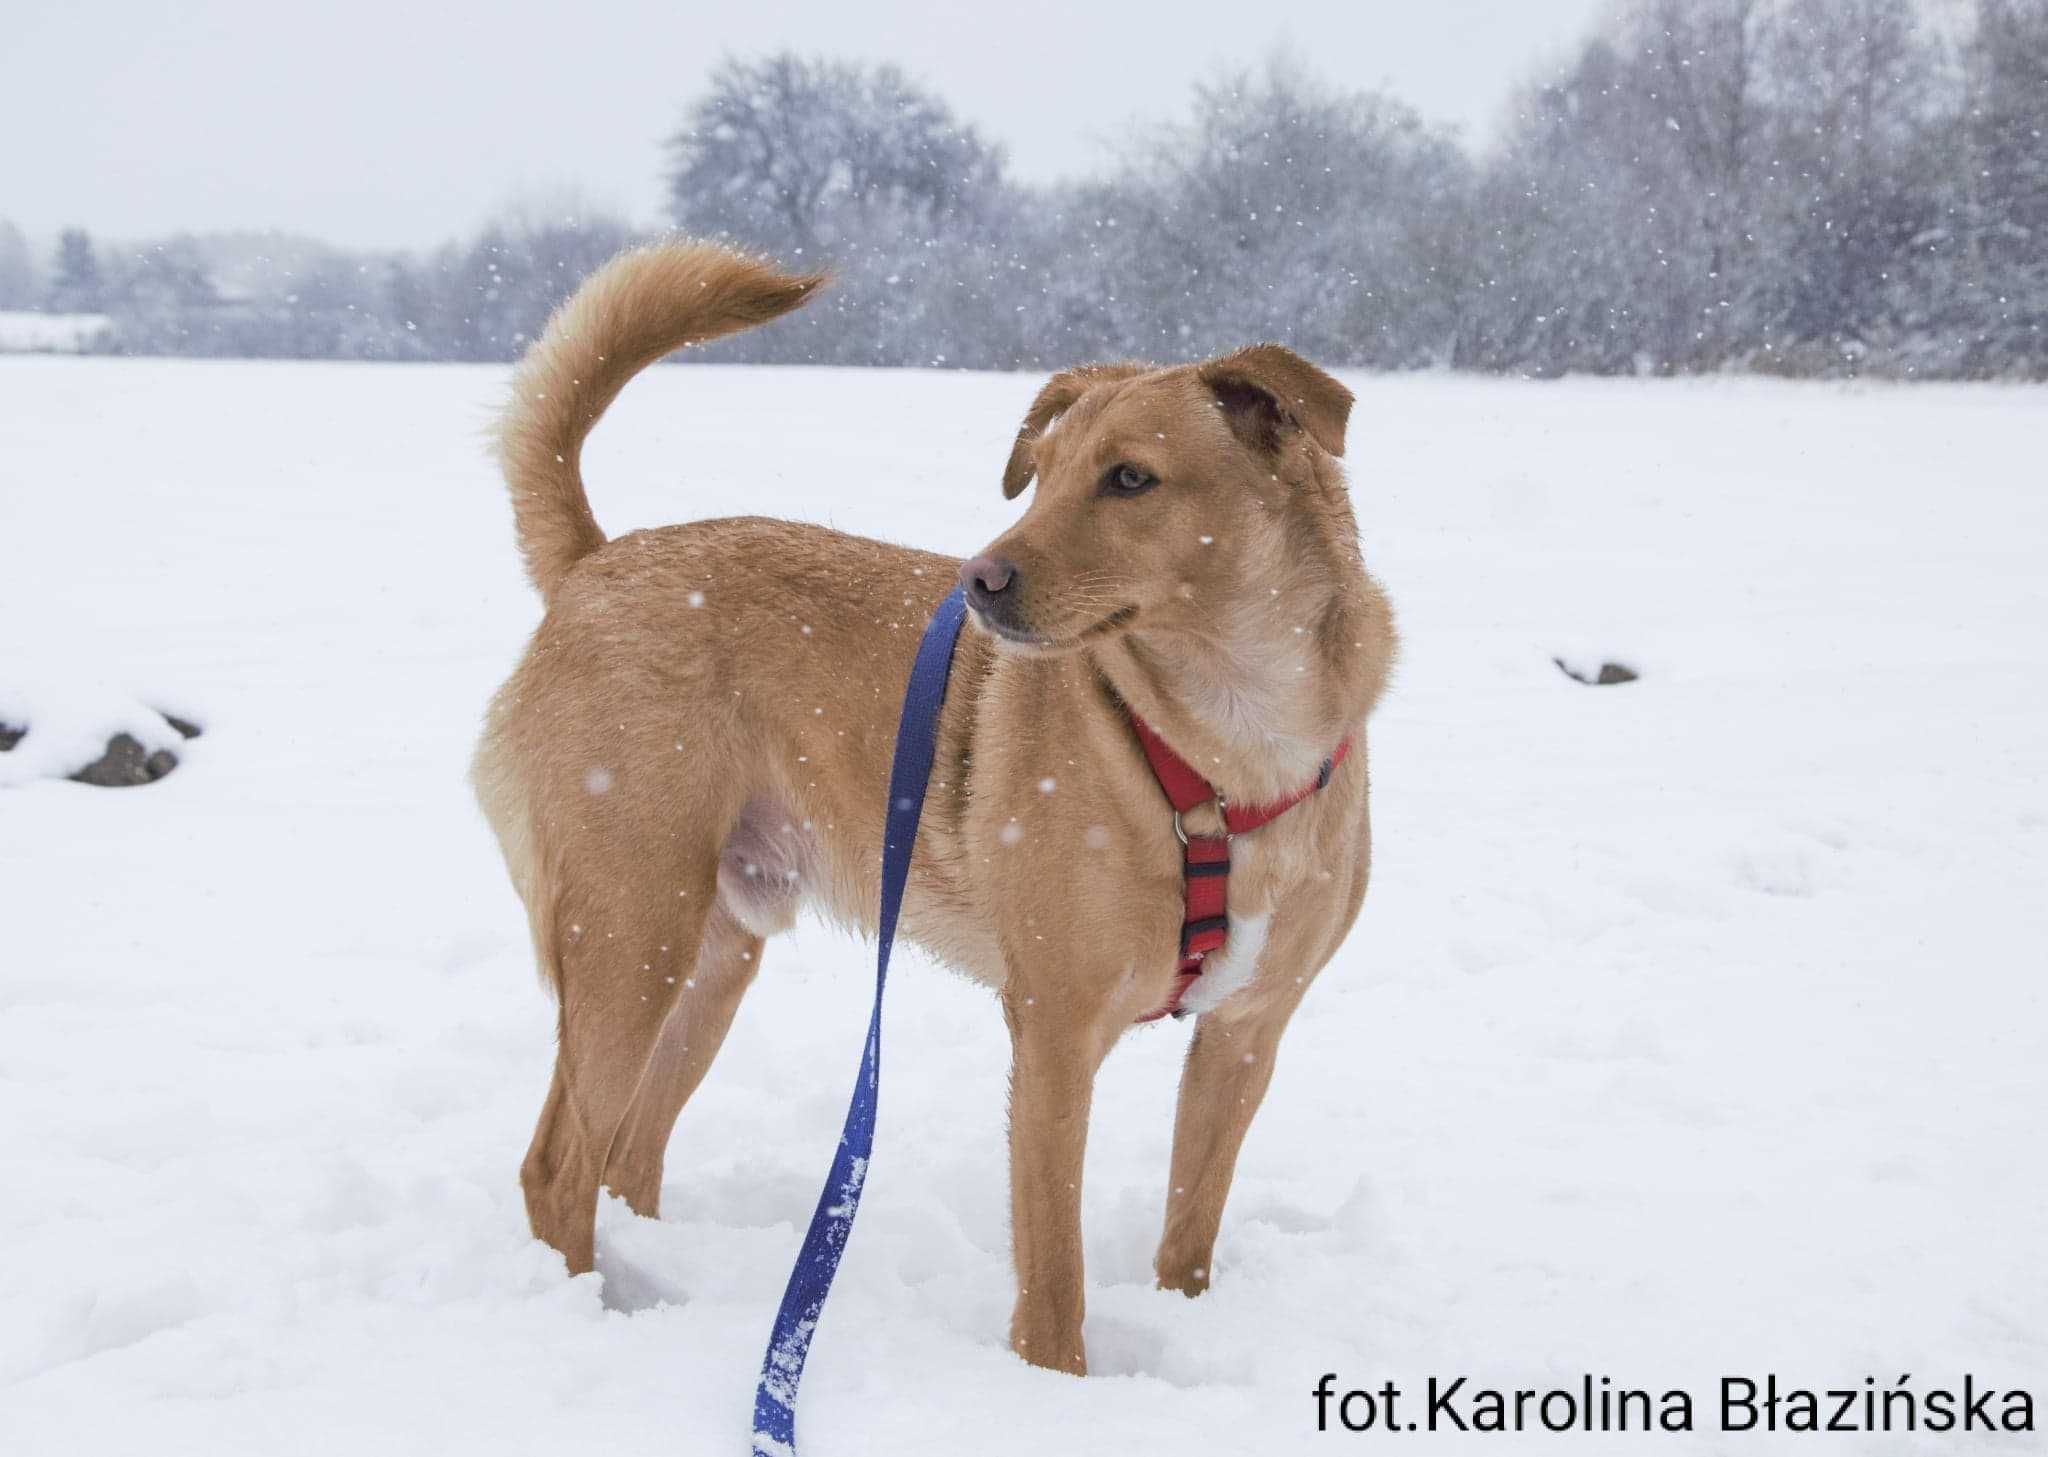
[1170,796,1224,846]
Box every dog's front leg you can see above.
[1154,977,1310,1297]
[1001,987,1113,1375]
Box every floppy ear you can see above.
[1197,344,1353,458]
[1001,363,1147,498]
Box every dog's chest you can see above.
[1180,827,1344,1015]
[1179,909,1271,1015]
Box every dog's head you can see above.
[960,345,1355,653]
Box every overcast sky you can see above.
[7,0,1613,251]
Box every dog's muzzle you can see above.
[959,554,1030,636]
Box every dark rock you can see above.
[1554,658,1639,686]
[0,710,200,784]
[69,733,180,787]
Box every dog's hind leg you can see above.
[523,1060,601,1273]
[602,904,763,1218]
[521,849,720,1276]
[600,794,807,1214]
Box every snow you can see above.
[0,311,111,354]
[3,357,2045,1453]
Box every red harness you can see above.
[1128,715,1353,1022]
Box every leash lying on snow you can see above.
[750,585,1351,1451]
[750,585,968,1457]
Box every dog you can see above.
[472,240,1396,1374]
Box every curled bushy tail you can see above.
[495,240,826,598]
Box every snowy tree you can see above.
[113,239,219,310]
[667,53,1007,260]
[1460,34,1701,374]
[418,211,638,362]
[24,19,2048,377]
[663,53,1024,367]
[45,228,104,313]
[1954,0,2048,370]
[0,221,36,309]
[88,238,222,353]
[1596,0,1767,368]
[1751,0,1949,362]
[1460,0,2044,378]
[1083,62,1469,368]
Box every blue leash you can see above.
[750,585,968,1456]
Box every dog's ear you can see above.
[1002,363,1146,498]
[1197,344,1352,458]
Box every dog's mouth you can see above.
[975,603,1138,652]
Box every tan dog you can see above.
[472,240,1395,1374]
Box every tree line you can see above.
[5,0,2044,378]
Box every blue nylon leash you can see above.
[750,584,969,1456]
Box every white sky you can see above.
[6,0,1613,250]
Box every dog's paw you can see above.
[1153,1261,1211,1298]
[1009,1318,1088,1376]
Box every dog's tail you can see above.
[496,240,827,599]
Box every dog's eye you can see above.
[1101,463,1157,496]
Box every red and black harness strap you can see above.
[1128,715,1353,1023]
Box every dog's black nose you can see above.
[960,554,1019,611]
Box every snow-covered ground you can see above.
[3,357,2044,1454]
[0,311,111,354]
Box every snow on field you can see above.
[2,357,2045,1455]
[0,311,111,354]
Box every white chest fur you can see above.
[1179,910,1271,1016]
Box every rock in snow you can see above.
[1553,655,1640,685]
[0,696,202,787]
[66,714,203,786]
